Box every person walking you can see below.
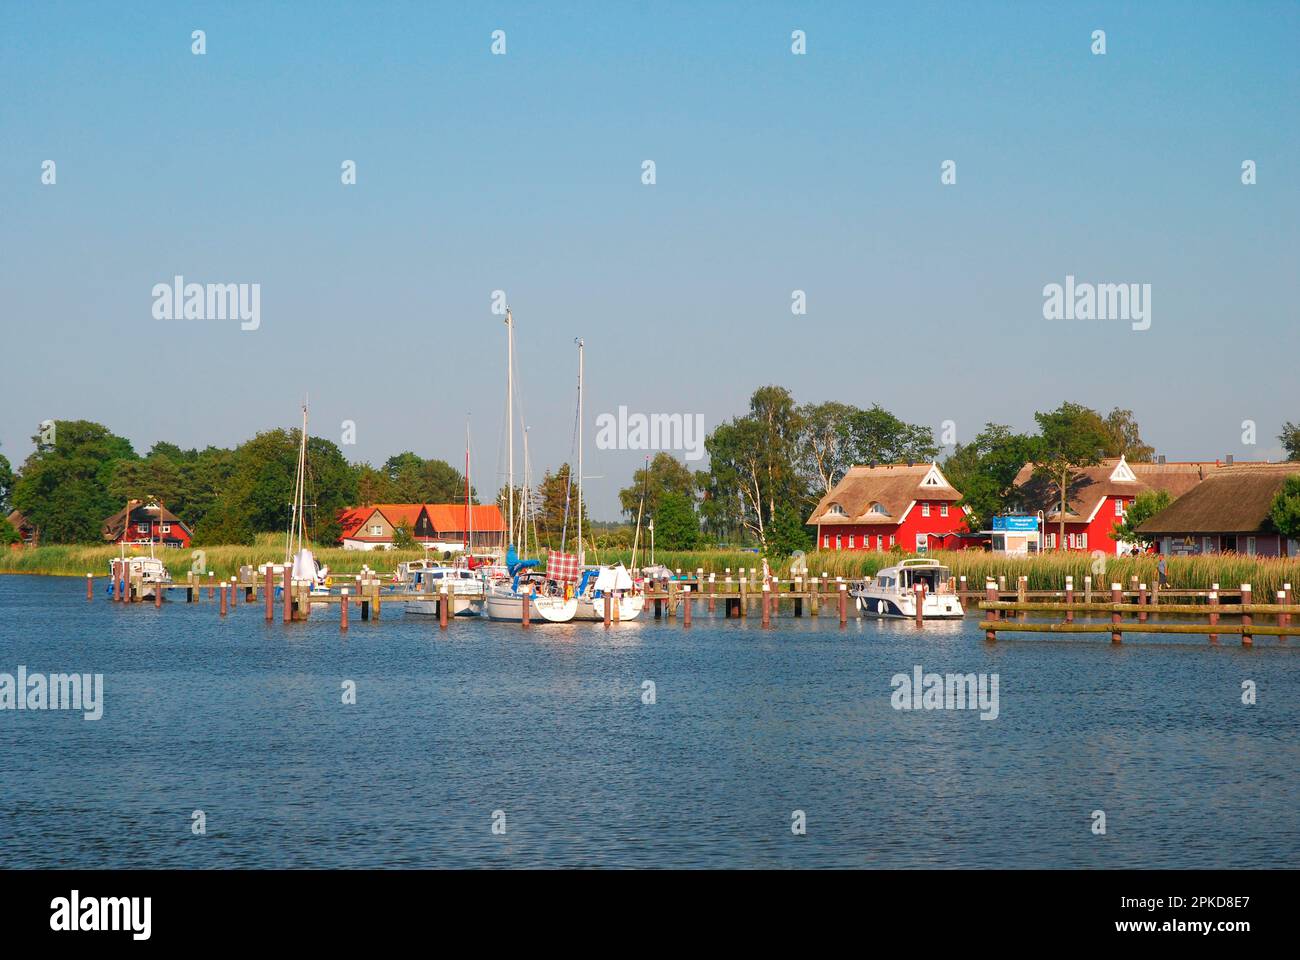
[1157,553,1168,589]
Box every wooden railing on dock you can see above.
[978,580,1300,645]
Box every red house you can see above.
[1012,456,1225,554]
[5,510,38,548]
[102,500,193,548]
[337,503,506,551]
[806,463,970,553]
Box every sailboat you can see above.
[482,308,578,623]
[259,400,330,598]
[568,338,644,621]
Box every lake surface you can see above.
[0,574,1295,868]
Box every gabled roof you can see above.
[807,463,961,526]
[6,510,34,532]
[1012,457,1230,523]
[337,503,507,540]
[1137,464,1300,535]
[102,501,191,541]
[425,504,506,533]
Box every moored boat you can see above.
[849,558,964,619]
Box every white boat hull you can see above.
[483,590,577,623]
[573,594,645,622]
[851,589,964,619]
[406,596,483,617]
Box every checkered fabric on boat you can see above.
[546,550,581,583]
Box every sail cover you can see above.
[593,564,634,591]
[546,550,580,583]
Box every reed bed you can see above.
[5,542,1298,599]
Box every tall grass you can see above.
[585,548,1300,597]
[6,541,1298,598]
[0,534,428,579]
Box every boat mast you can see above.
[505,308,514,548]
[575,337,584,567]
[287,399,308,562]
[464,416,471,554]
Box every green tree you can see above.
[618,452,696,520]
[534,463,586,550]
[1269,476,1300,541]
[845,405,938,467]
[0,517,18,545]
[798,400,859,499]
[1101,408,1155,461]
[942,423,1040,530]
[1032,402,1111,550]
[767,501,812,556]
[1110,489,1171,547]
[11,420,137,542]
[382,452,466,503]
[392,524,416,549]
[652,490,700,550]
[0,449,13,513]
[1279,422,1300,461]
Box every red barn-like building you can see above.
[337,503,506,551]
[806,463,970,552]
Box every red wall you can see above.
[113,519,192,548]
[1043,494,1133,554]
[818,500,967,551]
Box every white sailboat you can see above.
[569,338,644,621]
[260,400,330,599]
[482,307,578,623]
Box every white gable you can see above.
[1109,456,1137,482]
[919,463,951,488]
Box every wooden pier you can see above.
[95,561,1296,641]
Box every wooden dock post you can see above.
[738,574,747,618]
[837,582,847,627]
[341,587,350,631]
[1208,588,1219,642]
[1084,575,1092,604]
[439,583,449,629]
[761,583,771,628]
[985,581,998,641]
[521,584,531,629]
[682,585,692,627]
[1129,575,1139,604]
[208,571,215,601]
[708,573,716,612]
[998,575,1006,594]
[914,583,925,627]
[264,567,275,620]
[1241,584,1253,646]
[603,590,612,628]
[1110,583,1122,643]
[1138,583,1148,622]
[1017,576,1027,619]
[1065,576,1074,623]
[219,581,228,616]
[283,571,293,623]
[1279,587,1290,629]
[958,575,967,604]
[155,577,163,608]
[794,575,803,617]
[86,573,93,601]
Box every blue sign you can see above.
[993,516,1039,532]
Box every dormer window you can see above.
[868,502,889,516]
[827,503,847,517]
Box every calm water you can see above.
[0,574,1296,869]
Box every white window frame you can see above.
[1081,532,1088,549]
[137,523,150,534]
[1246,536,1256,556]
[370,524,384,536]
[1115,499,1124,517]
[835,534,842,551]
[160,523,171,534]
[848,534,854,549]
[940,504,949,517]
[823,535,830,548]
[921,503,930,517]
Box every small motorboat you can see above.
[108,556,172,600]
[849,558,964,620]
[397,562,484,618]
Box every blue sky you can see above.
[2,1,1297,518]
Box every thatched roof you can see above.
[102,501,190,541]
[807,463,961,526]
[1013,457,1231,521]
[1137,464,1300,535]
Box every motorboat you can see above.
[108,555,172,599]
[398,562,484,617]
[848,558,964,619]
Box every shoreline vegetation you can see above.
[4,542,1298,598]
